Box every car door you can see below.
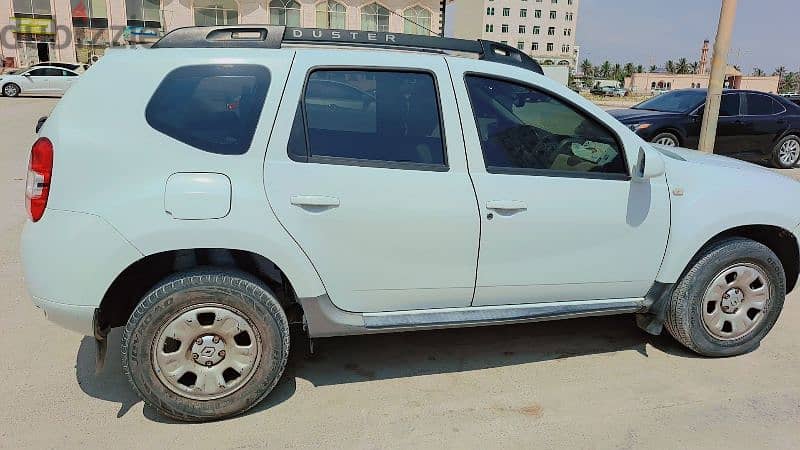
[264,51,480,313]
[449,61,671,306]
[18,68,51,93]
[712,92,747,154]
[50,69,79,94]
[740,93,789,153]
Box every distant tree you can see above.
[665,60,676,74]
[636,65,644,73]
[780,72,798,93]
[580,58,593,77]
[752,67,766,76]
[612,63,622,81]
[676,58,690,74]
[690,61,700,74]
[732,65,742,73]
[599,61,612,78]
[649,65,658,73]
[623,62,635,78]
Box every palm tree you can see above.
[599,61,612,78]
[612,63,622,81]
[649,65,658,73]
[636,65,644,73]
[665,60,676,74]
[580,59,593,77]
[690,61,700,74]
[781,72,798,93]
[623,62,635,78]
[752,67,766,76]
[774,65,788,91]
[676,58,690,74]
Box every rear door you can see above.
[740,93,789,153]
[264,51,480,313]
[50,69,80,94]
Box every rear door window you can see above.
[291,69,446,167]
[146,64,270,155]
[744,93,781,116]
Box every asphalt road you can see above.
[2,97,800,449]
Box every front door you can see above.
[265,52,480,313]
[451,67,671,306]
[713,92,748,154]
[19,68,52,93]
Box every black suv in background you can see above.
[609,89,800,168]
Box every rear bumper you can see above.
[31,296,96,336]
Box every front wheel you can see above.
[665,238,785,357]
[771,135,800,169]
[122,270,290,422]
[2,83,20,97]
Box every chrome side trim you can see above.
[300,295,646,338]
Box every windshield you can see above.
[9,68,27,75]
[633,90,707,113]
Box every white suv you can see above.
[22,26,800,422]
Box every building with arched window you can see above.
[0,0,444,67]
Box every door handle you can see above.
[290,195,340,207]
[486,200,527,211]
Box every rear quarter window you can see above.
[145,64,270,155]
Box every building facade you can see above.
[445,0,580,68]
[625,70,780,94]
[0,0,443,67]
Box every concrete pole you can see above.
[698,0,738,153]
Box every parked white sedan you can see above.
[0,65,80,97]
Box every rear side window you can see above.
[290,69,446,167]
[146,65,270,155]
[744,93,782,115]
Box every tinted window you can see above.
[465,76,626,175]
[62,70,78,77]
[146,65,270,155]
[633,90,706,113]
[28,68,60,76]
[294,70,445,166]
[744,93,780,115]
[719,93,740,116]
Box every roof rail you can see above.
[150,25,544,75]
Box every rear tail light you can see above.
[26,137,53,222]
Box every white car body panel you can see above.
[447,58,671,305]
[265,50,480,312]
[1,66,79,96]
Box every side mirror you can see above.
[634,146,665,180]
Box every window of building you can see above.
[464,76,627,176]
[568,0,573,4]
[269,0,300,26]
[551,0,557,3]
[12,0,52,17]
[534,9,541,17]
[502,7,510,16]
[194,0,237,26]
[520,8,527,17]
[501,24,509,33]
[518,25,526,33]
[316,0,346,29]
[563,28,571,36]
[532,42,538,50]
[361,3,390,32]
[125,0,160,27]
[549,10,556,19]
[561,44,570,53]
[565,12,573,21]
[546,42,553,51]
[146,65,270,155]
[291,70,445,167]
[533,25,540,34]
[70,0,107,27]
[517,41,524,50]
[547,26,555,35]
[486,7,494,15]
[404,6,432,35]
[485,24,493,32]
[500,40,507,44]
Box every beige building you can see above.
[0,0,443,67]
[445,0,580,68]
[625,67,780,94]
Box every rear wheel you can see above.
[2,83,20,97]
[651,132,679,147]
[665,238,785,357]
[771,135,800,168]
[122,270,290,422]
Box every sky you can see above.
[577,0,798,74]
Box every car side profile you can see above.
[609,89,800,168]
[0,65,81,97]
[22,26,800,422]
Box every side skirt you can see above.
[300,295,647,338]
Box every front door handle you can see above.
[290,195,340,207]
[486,200,527,211]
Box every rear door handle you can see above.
[290,195,340,207]
[486,200,527,211]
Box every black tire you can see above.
[122,270,290,422]
[650,131,680,147]
[770,134,800,169]
[665,238,785,357]
[2,83,20,97]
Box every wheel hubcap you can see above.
[152,303,262,400]
[655,136,677,146]
[701,264,770,340]
[4,85,16,96]
[779,139,799,165]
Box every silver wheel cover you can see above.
[701,264,770,340]
[778,139,800,166]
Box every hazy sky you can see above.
[577,0,797,74]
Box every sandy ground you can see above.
[1,97,799,449]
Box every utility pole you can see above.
[698,0,738,153]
